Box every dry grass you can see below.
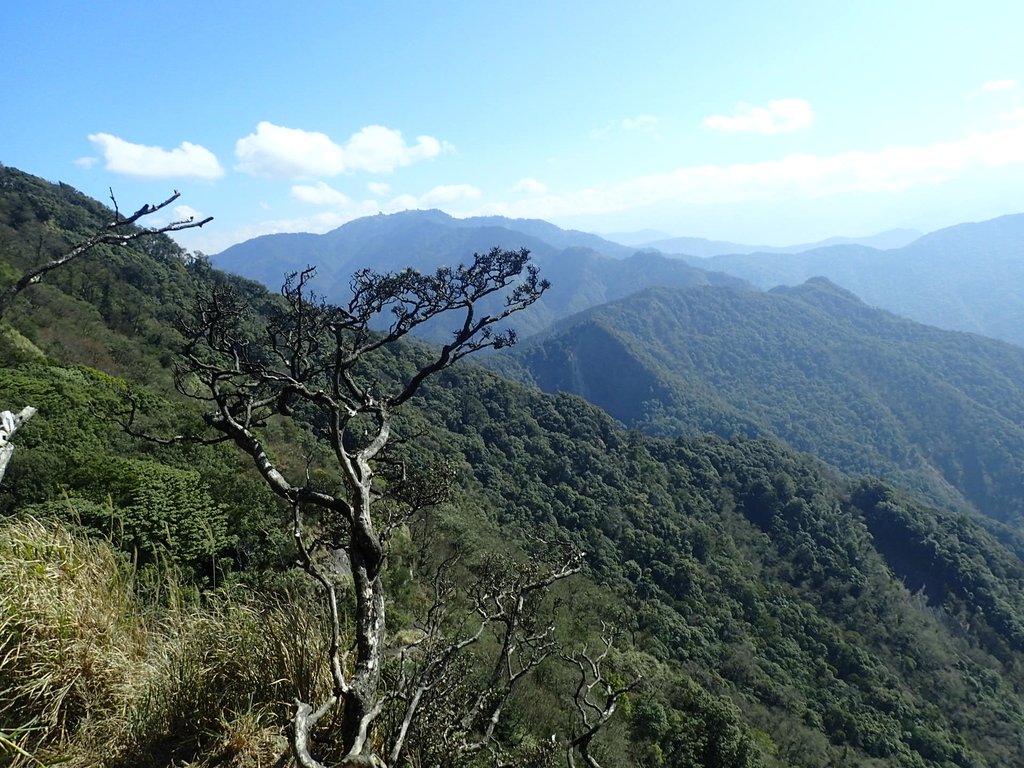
[0,516,329,768]
[0,516,146,764]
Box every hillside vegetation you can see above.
[4,165,1024,767]
[493,279,1024,525]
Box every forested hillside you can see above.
[687,214,1024,347]
[493,279,1024,525]
[4,165,1024,767]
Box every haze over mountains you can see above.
[214,209,746,341]
[214,208,1024,348]
[687,214,1024,347]
[613,227,922,257]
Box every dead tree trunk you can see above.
[170,251,555,765]
[0,406,36,486]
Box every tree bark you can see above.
[0,406,37,485]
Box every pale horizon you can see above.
[4,1,1022,254]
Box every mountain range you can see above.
[209,197,1024,526]
[5,165,1024,766]
[215,208,1024,349]
[623,227,922,257]
[686,214,1024,347]
[214,209,746,342]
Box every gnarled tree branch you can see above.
[168,251,551,766]
[0,189,212,320]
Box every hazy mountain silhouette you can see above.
[213,209,747,341]
[690,213,1024,346]
[622,228,922,257]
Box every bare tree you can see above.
[563,630,641,768]
[0,189,212,320]
[167,250,589,766]
[0,190,209,488]
[382,548,583,766]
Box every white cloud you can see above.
[173,204,204,222]
[188,205,383,255]
[622,115,658,132]
[235,122,346,177]
[375,187,479,212]
[88,133,224,179]
[254,208,379,235]
[470,122,1024,221]
[703,98,815,134]
[73,156,97,169]
[367,181,392,196]
[343,125,444,173]
[291,181,353,206]
[291,181,478,212]
[419,184,482,205]
[982,79,1017,91]
[235,121,447,178]
[383,194,421,213]
[1002,108,1024,122]
[514,177,547,195]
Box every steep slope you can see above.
[495,279,1024,523]
[692,213,1024,346]
[213,209,747,341]
[7,166,1024,766]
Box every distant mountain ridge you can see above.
[217,208,635,265]
[492,278,1024,524]
[214,209,747,342]
[598,228,673,246]
[216,207,1024,348]
[689,213,1024,347]
[632,228,922,257]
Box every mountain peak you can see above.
[771,276,865,304]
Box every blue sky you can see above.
[3,1,1023,252]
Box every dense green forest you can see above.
[492,281,1024,525]
[4,164,1024,767]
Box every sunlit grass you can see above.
[0,515,329,767]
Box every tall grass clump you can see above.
[0,515,331,767]
[0,515,146,764]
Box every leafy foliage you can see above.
[495,280,1024,524]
